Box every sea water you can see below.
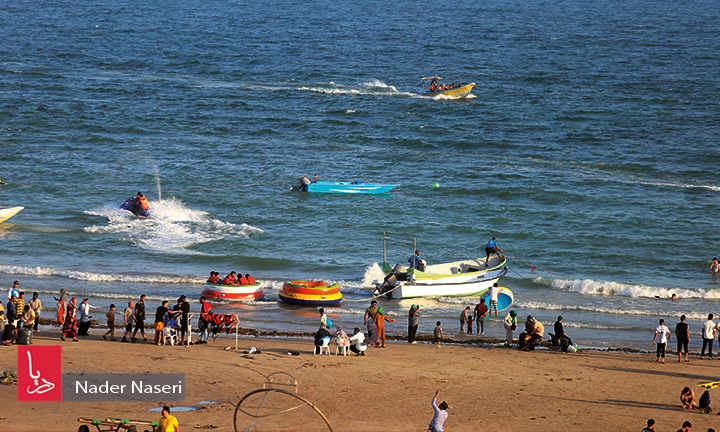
[1,0,719,350]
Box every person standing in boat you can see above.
[408,249,426,272]
[484,236,502,266]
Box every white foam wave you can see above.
[550,278,720,300]
[516,300,709,321]
[0,264,203,285]
[362,262,384,285]
[83,198,263,254]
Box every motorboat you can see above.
[290,177,398,195]
[0,206,24,224]
[420,76,475,99]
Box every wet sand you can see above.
[0,329,717,431]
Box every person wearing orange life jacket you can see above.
[223,271,238,286]
[137,192,149,210]
[237,274,249,285]
[245,274,256,285]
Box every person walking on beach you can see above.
[121,301,134,343]
[676,315,690,362]
[484,236,502,266]
[78,297,100,336]
[428,390,449,432]
[364,300,379,344]
[131,295,148,342]
[701,314,716,359]
[198,296,212,345]
[460,306,470,333]
[61,297,79,342]
[54,288,68,325]
[157,406,179,432]
[102,304,116,341]
[434,321,444,347]
[653,319,671,363]
[474,298,488,335]
[319,308,328,328]
[374,307,396,348]
[408,305,420,344]
[28,292,41,332]
[504,310,517,347]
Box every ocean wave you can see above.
[548,278,720,300]
[516,300,709,321]
[0,264,204,285]
[83,197,263,254]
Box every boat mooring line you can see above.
[19,213,86,230]
[499,248,576,281]
[164,177,297,193]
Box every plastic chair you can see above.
[335,337,348,356]
[163,319,178,346]
[314,337,331,355]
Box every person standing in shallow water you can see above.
[711,257,720,273]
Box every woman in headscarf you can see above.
[61,297,79,341]
[54,288,68,326]
[374,306,396,348]
[408,305,421,344]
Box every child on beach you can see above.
[434,321,444,347]
[467,315,473,334]
[103,304,116,341]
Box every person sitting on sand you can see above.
[348,327,367,356]
[313,323,332,354]
[428,390,449,432]
[642,418,656,432]
[522,316,544,351]
[681,387,696,410]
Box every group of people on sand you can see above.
[207,271,256,286]
[2,281,42,345]
[641,418,710,432]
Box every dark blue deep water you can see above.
[1,0,719,349]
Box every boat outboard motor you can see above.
[290,176,312,192]
[374,273,398,296]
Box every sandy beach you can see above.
[1,328,718,432]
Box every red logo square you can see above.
[17,345,62,402]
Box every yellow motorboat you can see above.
[420,76,475,99]
[0,206,24,224]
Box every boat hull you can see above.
[201,282,265,301]
[0,206,24,224]
[306,181,398,195]
[278,290,343,306]
[421,83,475,99]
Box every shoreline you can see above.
[2,330,718,431]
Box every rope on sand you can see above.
[164,177,297,193]
[499,248,576,281]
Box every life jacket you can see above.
[138,195,149,210]
[247,276,256,285]
[223,275,235,285]
[213,276,222,284]
[238,276,249,286]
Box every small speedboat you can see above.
[279,281,343,306]
[120,197,151,218]
[202,282,265,301]
[420,76,475,99]
[290,177,399,195]
[0,206,24,224]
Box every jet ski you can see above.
[120,197,151,218]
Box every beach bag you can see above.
[17,328,33,345]
[699,390,711,413]
[326,317,332,329]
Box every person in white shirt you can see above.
[348,327,367,356]
[701,314,716,359]
[652,319,671,364]
[488,283,500,316]
[78,298,100,336]
[428,390,449,432]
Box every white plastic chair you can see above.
[335,337,348,356]
[314,337,331,355]
[163,326,177,346]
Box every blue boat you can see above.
[291,177,399,195]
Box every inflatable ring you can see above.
[278,290,343,306]
[282,281,340,296]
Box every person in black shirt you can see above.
[554,316,572,351]
[675,315,690,363]
[131,295,147,342]
[173,295,191,345]
[154,300,169,345]
[313,323,333,354]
